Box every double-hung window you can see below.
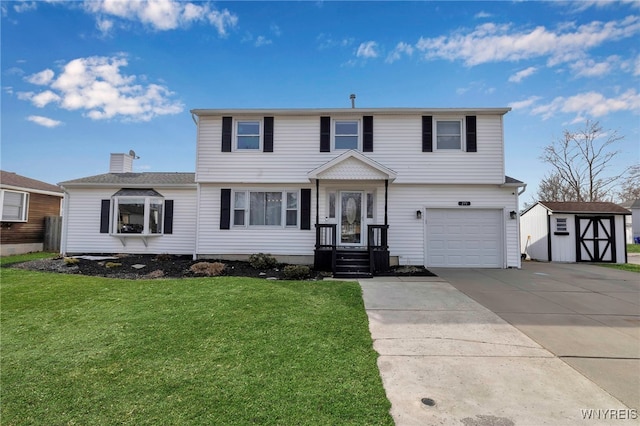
[233,190,299,227]
[236,120,261,150]
[334,120,359,150]
[1,190,28,222]
[112,190,164,234]
[436,119,463,150]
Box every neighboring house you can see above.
[520,201,630,264]
[60,107,526,276]
[620,199,640,244]
[1,170,64,256]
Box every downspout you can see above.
[547,212,552,262]
[315,179,320,225]
[194,183,201,260]
[60,188,70,256]
[384,179,388,226]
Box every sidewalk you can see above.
[359,276,632,425]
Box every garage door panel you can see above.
[426,209,503,268]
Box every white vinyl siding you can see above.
[195,114,505,185]
[520,204,550,262]
[62,187,197,255]
[196,184,315,257]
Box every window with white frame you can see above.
[1,189,28,222]
[366,192,374,219]
[236,120,261,150]
[334,120,359,150]
[436,119,463,150]
[113,193,164,234]
[233,190,299,227]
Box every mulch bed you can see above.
[8,254,436,280]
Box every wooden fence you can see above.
[44,216,62,252]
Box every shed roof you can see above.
[538,201,630,214]
[59,172,196,187]
[0,170,63,195]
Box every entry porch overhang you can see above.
[308,151,394,277]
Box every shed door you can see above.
[425,209,503,268]
[576,216,616,263]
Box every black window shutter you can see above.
[300,188,311,230]
[222,116,232,152]
[164,200,174,234]
[220,189,231,230]
[363,115,373,152]
[263,116,274,152]
[320,116,331,152]
[466,116,477,152]
[100,199,110,233]
[422,116,433,152]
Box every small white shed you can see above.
[521,201,630,264]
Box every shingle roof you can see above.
[505,176,524,185]
[539,201,630,214]
[59,172,196,186]
[1,170,63,194]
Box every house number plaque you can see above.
[458,201,471,206]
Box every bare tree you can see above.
[618,164,640,203]
[539,120,627,202]
[536,172,577,201]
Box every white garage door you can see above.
[425,209,503,268]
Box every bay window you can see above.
[112,190,164,235]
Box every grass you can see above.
[627,244,640,254]
[593,245,640,272]
[1,254,392,425]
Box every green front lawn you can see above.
[627,244,640,254]
[1,255,392,425]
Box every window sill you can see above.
[554,232,570,236]
[111,233,162,247]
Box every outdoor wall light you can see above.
[416,210,422,219]
[510,210,517,220]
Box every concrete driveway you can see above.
[435,262,640,411]
[360,262,639,425]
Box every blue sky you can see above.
[2,0,639,204]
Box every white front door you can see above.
[340,191,364,246]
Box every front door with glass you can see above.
[340,191,363,245]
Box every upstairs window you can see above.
[1,190,28,222]
[436,120,462,150]
[112,189,164,235]
[334,120,359,150]
[236,120,261,150]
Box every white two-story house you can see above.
[59,107,525,276]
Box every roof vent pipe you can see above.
[350,93,356,108]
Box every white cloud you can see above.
[385,42,414,64]
[27,115,62,128]
[356,41,378,59]
[96,17,114,36]
[531,89,640,120]
[415,16,640,67]
[474,11,492,19]
[508,96,542,110]
[13,1,37,13]
[317,33,353,50]
[19,55,183,121]
[82,0,238,35]
[255,36,272,47]
[508,66,538,83]
[25,69,55,85]
[569,56,619,77]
